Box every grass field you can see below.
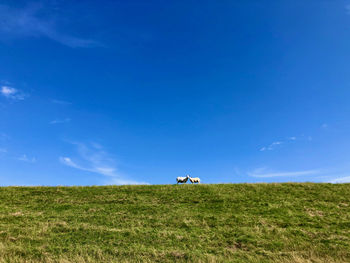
[0,183,349,262]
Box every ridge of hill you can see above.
[0,183,349,262]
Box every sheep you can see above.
[189,176,200,184]
[176,175,190,184]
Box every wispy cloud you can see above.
[330,176,350,183]
[59,157,89,171]
[0,4,100,48]
[59,142,148,185]
[321,123,328,129]
[0,134,8,156]
[311,169,350,183]
[326,171,350,183]
[0,86,26,100]
[50,118,71,124]
[248,167,320,178]
[260,141,283,151]
[259,135,311,152]
[346,4,350,14]
[0,133,9,141]
[102,177,148,185]
[18,154,36,163]
[51,99,72,105]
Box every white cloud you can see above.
[272,141,282,145]
[59,157,92,171]
[259,135,312,152]
[330,176,350,183]
[1,86,16,96]
[59,156,118,177]
[0,4,100,48]
[50,118,71,124]
[329,173,350,183]
[59,142,148,185]
[248,167,320,178]
[51,99,72,105]
[18,154,36,163]
[103,177,149,185]
[0,86,25,100]
[260,141,283,151]
[0,133,8,141]
[0,135,8,156]
[247,167,350,183]
[346,4,350,14]
[311,169,350,183]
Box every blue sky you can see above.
[1,0,350,185]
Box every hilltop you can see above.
[0,183,349,262]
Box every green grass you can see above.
[0,183,350,262]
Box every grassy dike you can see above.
[0,183,349,262]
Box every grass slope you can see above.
[0,183,350,262]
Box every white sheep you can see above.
[176,175,190,184]
[189,176,200,184]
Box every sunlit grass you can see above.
[0,183,349,262]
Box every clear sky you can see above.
[1,0,350,185]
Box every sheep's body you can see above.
[176,175,189,184]
[189,177,200,184]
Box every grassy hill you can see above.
[0,183,349,262]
